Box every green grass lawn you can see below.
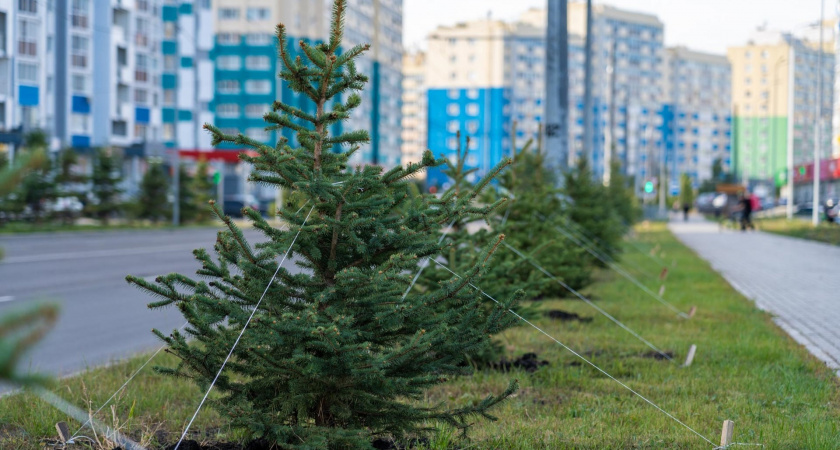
[1,223,838,449]
[756,217,840,246]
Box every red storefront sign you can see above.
[177,149,258,163]
[793,158,840,183]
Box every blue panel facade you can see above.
[71,135,91,148]
[18,85,39,106]
[426,87,511,190]
[71,95,91,113]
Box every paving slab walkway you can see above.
[669,216,840,375]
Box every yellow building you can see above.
[728,30,833,187]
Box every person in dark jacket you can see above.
[738,192,754,231]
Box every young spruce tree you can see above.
[90,148,123,225]
[136,159,170,223]
[127,2,520,447]
[563,157,623,262]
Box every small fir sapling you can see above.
[127,1,521,447]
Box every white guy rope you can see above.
[173,204,316,450]
[400,219,457,300]
[70,201,313,440]
[554,224,689,319]
[428,259,716,447]
[502,242,674,362]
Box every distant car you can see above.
[223,194,267,218]
[695,193,717,214]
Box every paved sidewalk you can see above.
[669,216,840,375]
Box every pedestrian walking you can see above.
[738,192,754,231]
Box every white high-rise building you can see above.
[401,50,426,172]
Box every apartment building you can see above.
[728,30,833,192]
[212,0,403,168]
[401,50,426,172]
[0,0,52,150]
[661,46,731,192]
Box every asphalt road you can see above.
[0,226,268,388]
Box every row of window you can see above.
[217,33,274,46]
[216,103,271,118]
[219,7,271,21]
[216,55,272,71]
[217,79,272,94]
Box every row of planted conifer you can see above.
[0,0,640,446]
[123,1,641,447]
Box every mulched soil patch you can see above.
[487,352,549,373]
[371,437,430,449]
[544,309,593,322]
[639,350,675,360]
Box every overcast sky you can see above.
[404,0,833,55]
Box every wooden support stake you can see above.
[720,419,734,447]
[659,267,669,281]
[683,344,697,367]
[658,285,665,297]
[55,421,71,443]
[687,306,697,318]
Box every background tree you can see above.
[607,160,642,231]
[177,165,196,224]
[181,159,215,224]
[128,6,520,447]
[136,159,170,224]
[89,148,123,225]
[563,157,623,262]
[679,173,695,209]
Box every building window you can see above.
[245,56,270,70]
[466,89,479,99]
[137,0,149,11]
[112,120,127,137]
[163,89,175,105]
[18,0,36,14]
[447,89,459,99]
[217,55,240,70]
[466,104,479,116]
[245,79,271,94]
[164,22,176,39]
[17,19,37,56]
[218,8,240,20]
[163,123,175,140]
[72,74,87,93]
[18,62,37,83]
[217,80,240,94]
[246,127,267,140]
[217,103,240,118]
[71,35,88,68]
[218,33,240,45]
[466,120,479,134]
[447,103,459,116]
[246,33,272,46]
[446,120,458,133]
[245,104,269,117]
[135,88,148,105]
[135,124,148,140]
[447,136,458,150]
[135,53,148,82]
[164,55,177,72]
[71,0,89,28]
[246,7,270,21]
[135,17,150,47]
[70,114,89,133]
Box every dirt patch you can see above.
[544,310,593,322]
[639,350,674,360]
[487,352,549,373]
[371,437,431,449]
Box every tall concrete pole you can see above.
[544,0,569,173]
[583,0,594,165]
[786,45,796,219]
[813,0,824,226]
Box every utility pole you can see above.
[786,45,796,219]
[583,0,594,165]
[812,1,824,226]
[544,0,569,174]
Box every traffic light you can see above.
[644,180,654,193]
[213,171,221,185]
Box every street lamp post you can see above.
[812,0,824,226]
